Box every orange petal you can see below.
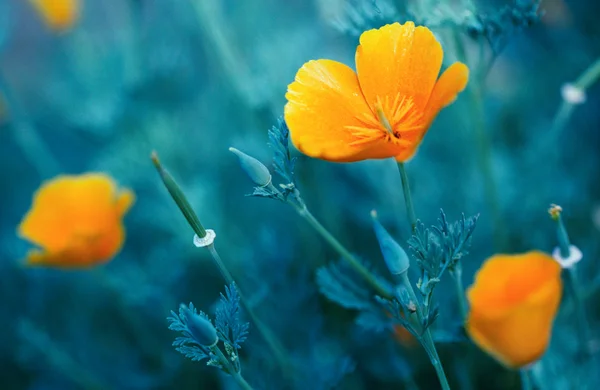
[18,175,82,252]
[29,0,80,31]
[467,276,562,368]
[466,251,563,368]
[116,190,135,217]
[284,59,403,162]
[355,22,443,114]
[18,173,132,262]
[423,62,469,126]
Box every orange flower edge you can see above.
[284,21,469,163]
[28,0,80,32]
[466,251,563,368]
[18,173,134,268]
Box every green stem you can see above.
[206,244,294,380]
[450,263,468,322]
[574,58,600,89]
[400,273,451,390]
[449,264,475,390]
[396,162,417,232]
[211,345,254,390]
[520,368,533,390]
[291,202,392,300]
[452,30,504,251]
[554,215,591,355]
[396,163,454,390]
[0,70,60,178]
[550,58,600,142]
[566,269,590,355]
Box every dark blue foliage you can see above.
[316,260,373,310]
[268,118,296,187]
[167,303,213,362]
[215,283,249,350]
[2,0,600,389]
[408,210,478,292]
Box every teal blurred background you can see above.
[1,0,599,389]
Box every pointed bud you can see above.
[229,147,272,187]
[548,203,572,259]
[181,304,218,347]
[151,152,207,239]
[372,211,410,275]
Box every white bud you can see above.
[552,245,582,269]
[561,83,586,105]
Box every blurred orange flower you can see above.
[466,251,563,368]
[28,0,80,32]
[392,324,416,347]
[284,21,469,163]
[18,173,134,268]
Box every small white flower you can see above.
[193,229,216,248]
[561,83,586,105]
[552,245,582,269]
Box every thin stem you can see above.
[574,58,600,89]
[206,244,295,380]
[396,162,417,232]
[554,215,591,355]
[549,58,600,148]
[400,273,451,390]
[290,202,392,300]
[396,163,452,390]
[0,70,60,178]
[452,30,505,251]
[450,264,468,322]
[520,368,533,390]
[565,268,591,356]
[211,345,254,390]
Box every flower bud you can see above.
[151,152,207,239]
[229,147,272,187]
[181,304,218,347]
[371,210,410,275]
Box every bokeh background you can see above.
[1,0,599,389]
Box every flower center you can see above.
[346,94,423,147]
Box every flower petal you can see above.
[355,22,443,113]
[29,0,80,31]
[423,62,469,126]
[466,251,563,368]
[18,173,129,255]
[284,59,400,162]
[18,175,82,252]
[116,189,136,217]
[467,276,562,368]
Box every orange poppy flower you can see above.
[28,0,80,32]
[466,251,563,368]
[18,173,134,268]
[284,22,469,162]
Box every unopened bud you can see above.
[152,152,207,239]
[371,210,410,275]
[181,304,218,347]
[548,204,562,221]
[229,147,272,187]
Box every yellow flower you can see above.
[466,251,563,368]
[284,22,469,163]
[18,173,134,268]
[28,0,80,32]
